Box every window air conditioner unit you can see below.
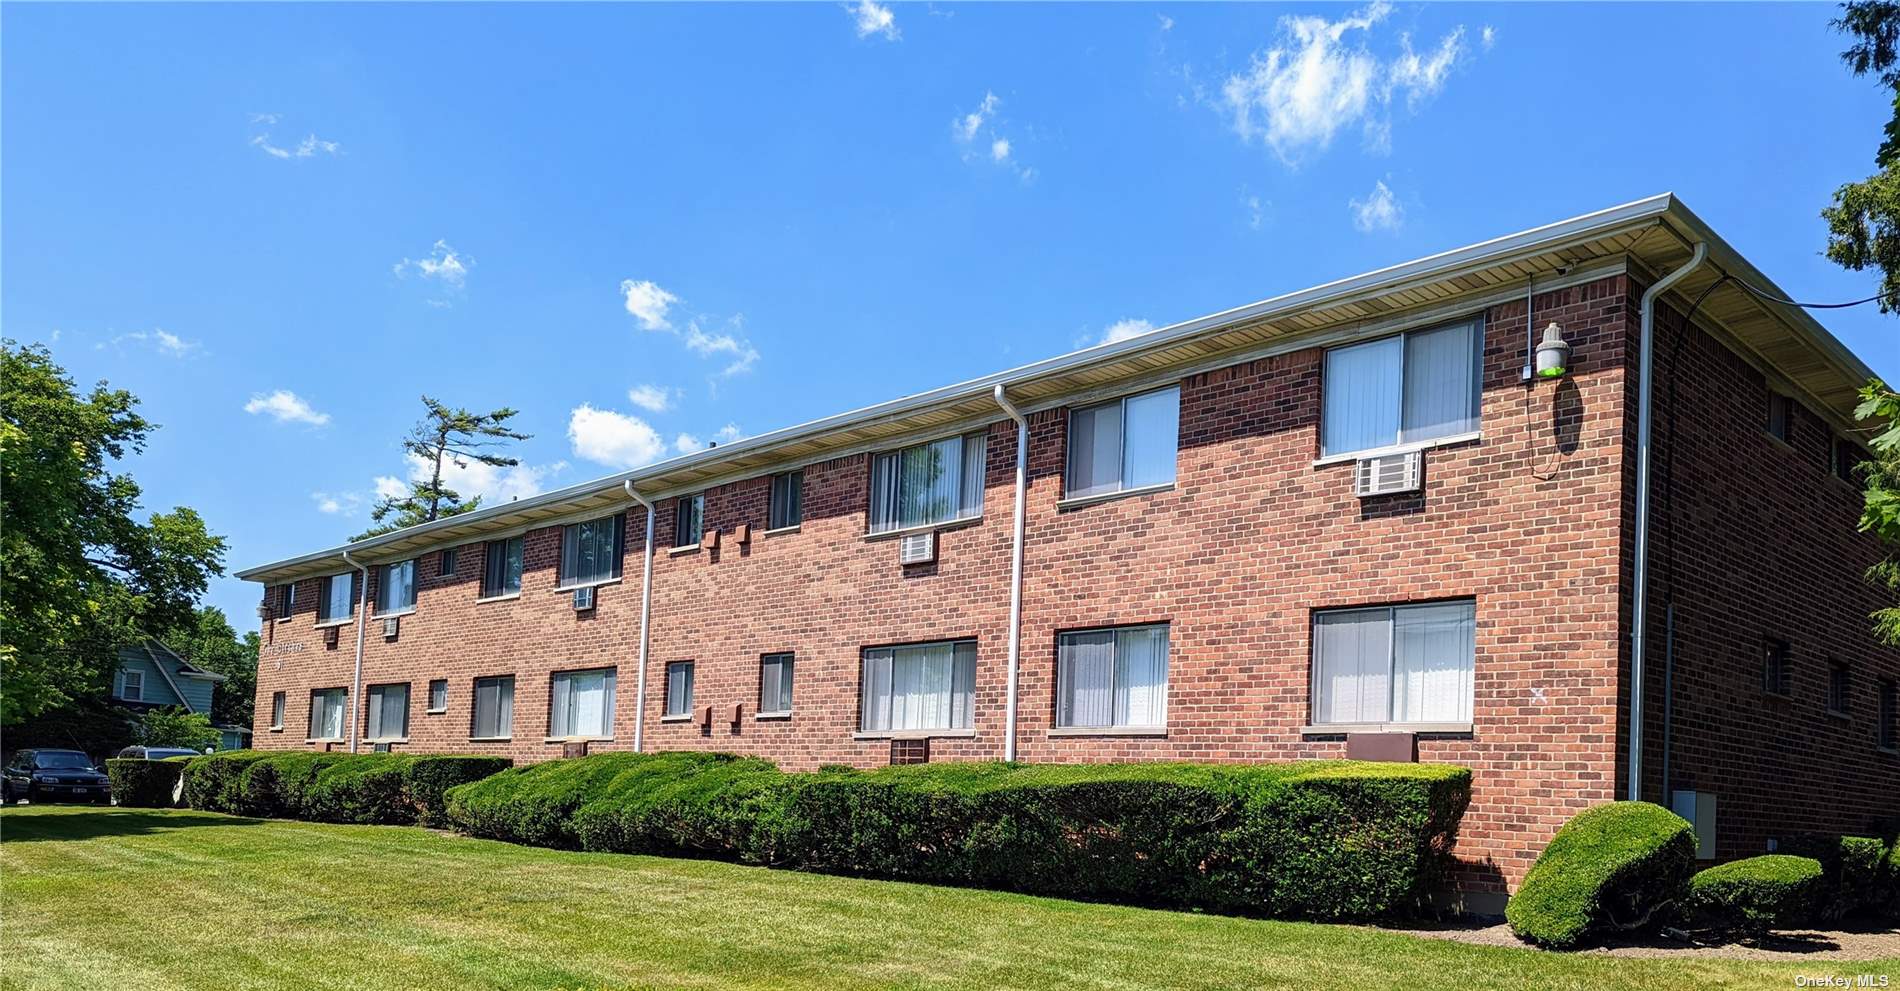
[323,626,340,647]
[899,531,936,565]
[572,586,595,612]
[382,616,400,640]
[1354,451,1422,497]
[372,742,392,754]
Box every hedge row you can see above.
[1685,855,1826,933]
[182,751,510,827]
[105,758,186,808]
[445,753,1472,920]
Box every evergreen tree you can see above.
[355,396,531,540]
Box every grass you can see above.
[0,806,1892,991]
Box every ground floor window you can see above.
[472,676,514,739]
[1311,600,1475,726]
[860,640,976,733]
[550,667,615,738]
[1056,624,1169,729]
[428,679,448,713]
[270,691,286,730]
[366,683,409,740]
[309,688,348,740]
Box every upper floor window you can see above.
[674,494,704,549]
[550,667,615,739]
[1880,679,1898,751]
[439,548,458,578]
[377,560,417,614]
[1312,600,1475,726]
[868,431,986,534]
[1321,320,1481,458]
[560,513,624,586]
[427,679,449,713]
[1057,624,1169,729]
[1767,392,1796,444]
[1834,438,1866,485]
[860,639,976,733]
[482,536,524,598]
[119,669,144,702]
[271,582,296,619]
[759,653,794,715]
[1066,386,1180,500]
[319,572,359,623]
[1763,638,1793,697]
[1828,661,1851,716]
[770,471,804,530]
[665,661,696,718]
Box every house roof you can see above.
[118,641,227,716]
[235,193,1878,586]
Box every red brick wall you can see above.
[1632,288,1900,855]
[252,274,1644,898]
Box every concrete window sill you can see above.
[862,517,983,543]
[660,714,694,723]
[1055,483,1175,511]
[552,578,622,594]
[667,545,702,556]
[755,711,792,721]
[1047,726,1168,737]
[468,736,512,743]
[1299,721,1472,735]
[852,729,976,740]
[475,593,521,605]
[1311,431,1482,468]
[542,737,614,744]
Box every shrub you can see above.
[180,751,276,813]
[1686,855,1825,933]
[406,756,514,828]
[182,751,511,825]
[236,752,348,817]
[446,752,657,848]
[1506,802,1696,950]
[1778,834,1888,921]
[570,752,784,856]
[105,758,184,808]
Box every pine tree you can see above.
[354,397,531,540]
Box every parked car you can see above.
[115,745,202,761]
[2,750,111,805]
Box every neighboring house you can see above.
[234,194,1898,913]
[112,641,250,751]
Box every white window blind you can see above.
[561,514,624,585]
[472,676,514,739]
[378,560,416,614]
[270,692,285,730]
[1056,624,1170,728]
[759,654,794,714]
[1312,601,1475,725]
[868,432,986,534]
[1322,320,1480,457]
[1065,386,1180,499]
[366,683,408,740]
[550,668,615,738]
[665,661,695,717]
[428,679,448,713]
[310,688,347,740]
[319,572,358,622]
[770,472,803,530]
[859,640,976,732]
[483,537,523,597]
[674,494,704,548]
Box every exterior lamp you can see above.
[1534,322,1571,379]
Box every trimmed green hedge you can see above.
[1686,855,1825,933]
[1506,802,1695,950]
[105,758,184,808]
[445,755,1471,921]
[182,751,511,826]
[1779,834,1889,922]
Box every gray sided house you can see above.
[113,641,251,750]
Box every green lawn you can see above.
[0,806,1889,991]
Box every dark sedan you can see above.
[2,749,110,804]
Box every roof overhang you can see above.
[236,193,1877,586]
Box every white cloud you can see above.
[311,491,360,515]
[568,404,667,469]
[955,91,1000,143]
[1481,25,1496,50]
[848,0,899,40]
[620,279,680,331]
[1158,13,1175,31]
[715,423,743,444]
[1219,1,1474,163]
[1350,179,1404,233]
[251,127,341,161]
[1100,318,1156,346]
[627,384,676,413]
[685,319,761,377]
[1241,189,1267,230]
[297,134,341,157]
[249,112,281,125]
[404,452,564,505]
[393,240,470,290]
[675,423,743,455]
[97,329,201,357]
[244,389,331,426]
[373,475,409,500]
[953,91,1034,181]
[990,137,1012,163]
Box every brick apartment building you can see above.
[237,195,1898,910]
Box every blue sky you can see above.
[5,2,1895,626]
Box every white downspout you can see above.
[993,384,1029,763]
[1629,240,1706,802]
[624,480,657,753]
[340,549,370,754]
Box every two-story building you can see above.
[236,195,1899,911]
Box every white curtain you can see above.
[959,432,987,518]
[1066,402,1122,498]
[554,668,614,737]
[1402,321,1480,443]
[1391,603,1475,723]
[323,573,355,621]
[380,561,415,612]
[871,433,983,533]
[474,677,513,738]
[861,642,974,731]
[665,663,694,717]
[1058,630,1115,727]
[1121,387,1180,490]
[1114,625,1169,726]
[1313,609,1391,724]
[312,689,346,739]
[367,684,407,739]
[1322,337,1403,456]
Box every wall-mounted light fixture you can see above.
[1534,322,1571,379]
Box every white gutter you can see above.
[340,550,371,754]
[993,384,1029,762]
[1628,241,1706,802]
[624,480,657,753]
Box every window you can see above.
[860,640,977,733]
[472,676,514,739]
[868,431,987,534]
[427,679,448,713]
[1879,680,1897,750]
[1835,439,1866,484]
[482,536,524,598]
[440,548,457,578]
[1056,624,1169,729]
[119,670,144,702]
[759,653,794,715]
[272,582,296,619]
[560,513,624,586]
[1065,386,1180,499]
[366,683,409,740]
[319,572,359,623]
[1829,662,1851,716]
[1312,601,1475,726]
[674,494,704,549]
[377,560,417,614]
[769,471,804,530]
[1321,320,1482,457]
[1763,638,1792,697]
[270,692,286,730]
[665,661,696,718]
[309,688,348,740]
[550,667,616,739]
[1767,393,1796,443]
